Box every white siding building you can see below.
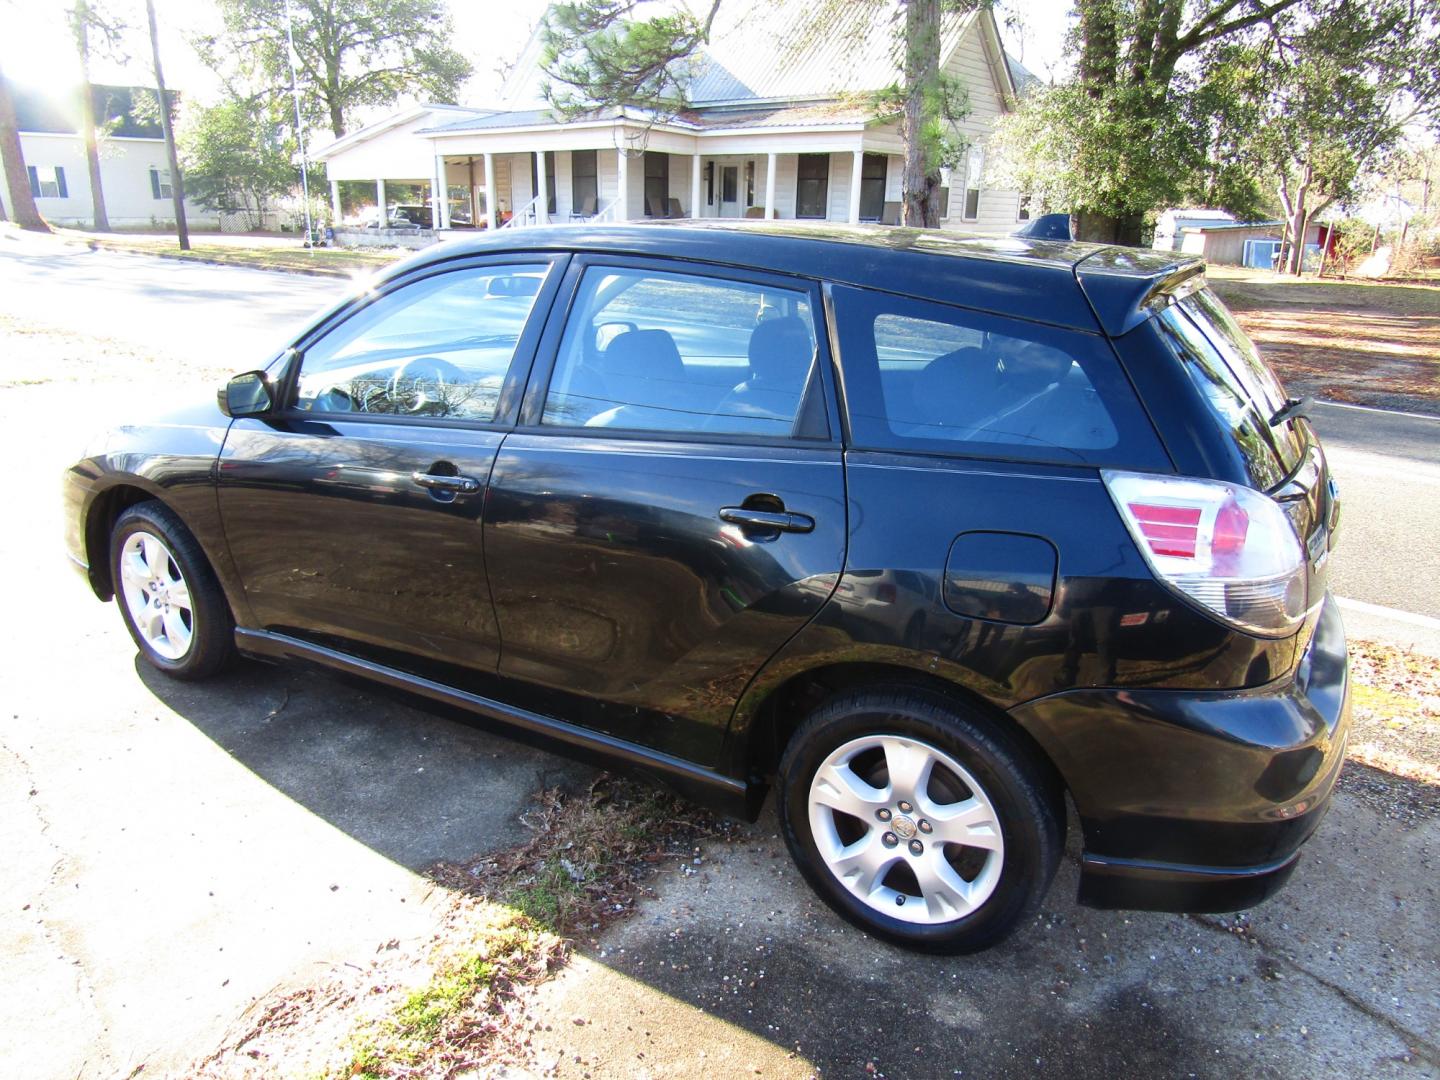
[1,84,215,229]
[316,3,1030,238]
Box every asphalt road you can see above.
[1,239,1436,1077]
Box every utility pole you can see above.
[145,0,189,250]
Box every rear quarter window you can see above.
[830,286,1167,469]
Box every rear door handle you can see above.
[719,507,815,533]
[412,470,481,494]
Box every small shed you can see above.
[1152,208,1236,251]
[1173,220,1323,268]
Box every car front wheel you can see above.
[778,687,1062,953]
[110,501,234,680]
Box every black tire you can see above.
[109,501,234,680]
[778,686,1062,953]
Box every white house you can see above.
[1,83,215,229]
[315,2,1031,240]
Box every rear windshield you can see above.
[1155,287,1304,489]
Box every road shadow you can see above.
[135,655,596,871]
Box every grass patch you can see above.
[430,775,740,937]
[1338,639,1440,825]
[52,228,402,276]
[194,777,741,1078]
[1204,265,1440,409]
[334,910,554,1079]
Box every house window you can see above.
[796,153,829,219]
[28,165,68,199]
[149,167,172,200]
[644,151,670,217]
[859,153,887,221]
[1017,194,1032,222]
[705,161,714,206]
[529,152,556,214]
[744,160,755,206]
[571,150,597,216]
[961,146,983,221]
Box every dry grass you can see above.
[192,777,742,1079]
[1338,639,1440,826]
[51,228,401,277]
[1207,266,1440,409]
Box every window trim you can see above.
[272,253,571,431]
[515,253,841,448]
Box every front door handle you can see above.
[412,470,481,494]
[719,507,815,533]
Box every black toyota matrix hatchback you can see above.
[64,223,1349,953]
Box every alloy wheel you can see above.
[118,530,194,661]
[807,734,1005,925]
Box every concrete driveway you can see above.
[1,240,1437,1078]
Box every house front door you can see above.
[719,165,740,217]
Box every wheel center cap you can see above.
[892,815,917,840]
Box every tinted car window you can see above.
[832,286,1161,466]
[542,266,817,437]
[296,265,547,421]
[1165,288,1304,485]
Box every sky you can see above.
[0,0,1075,118]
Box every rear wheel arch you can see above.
[736,661,1067,808]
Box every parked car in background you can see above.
[63,223,1348,953]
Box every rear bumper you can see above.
[1011,592,1350,913]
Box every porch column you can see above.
[616,149,629,220]
[434,154,450,229]
[330,179,341,223]
[691,152,702,218]
[375,178,385,219]
[763,152,777,220]
[848,149,863,225]
[482,152,497,230]
[535,151,549,225]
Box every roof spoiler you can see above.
[1074,249,1206,336]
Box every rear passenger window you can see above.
[542,267,818,437]
[832,286,1162,467]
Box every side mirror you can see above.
[218,370,274,418]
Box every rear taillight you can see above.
[1103,470,1307,637]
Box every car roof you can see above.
[382,221,1201,336]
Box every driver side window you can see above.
[295,264,548,422]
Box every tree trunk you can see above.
[0,61,47,231]
[75,6,110,232]
[1073,210,1145,245]
[900,0,941,228]
[146,0,189,251]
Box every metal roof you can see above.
[689,0,975,104]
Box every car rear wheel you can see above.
[110,501,234,680]
[778,687,1061,953]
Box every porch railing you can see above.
[501,194,626,229]
[500,195,541,229]
[587,197,622,224]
